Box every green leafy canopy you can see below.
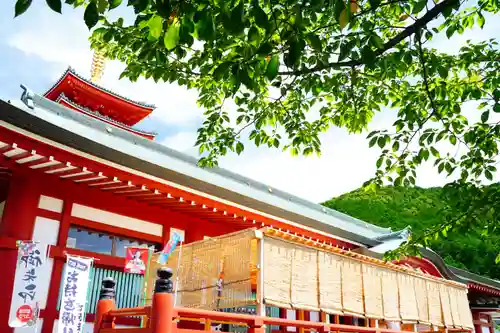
[14,0,500,255]
[324,186,500,279]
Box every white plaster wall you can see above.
[38,195,64,213]
[32,216,60,309]
[71,203,162,237]
[286,309,296,332]
[309,311,320,322]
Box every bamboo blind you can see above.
[362,264,384,319]
[414,276,430,324]
[261,236,473,329]
[263,237,294,308]
[145,229,256,310]
[318,251,343,315]
[382,270,400,321]
[398,273,419,322]
[341,260,364,317]
[143,229,473,329]
[291,246,319,310]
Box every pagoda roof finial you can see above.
[90,50,106,84]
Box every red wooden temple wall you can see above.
[0,168,242,333]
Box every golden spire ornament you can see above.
[90,50,106,83]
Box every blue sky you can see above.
[0,1,498,202]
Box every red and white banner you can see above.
[9,241,46,328]
[124,247,149,275]
[58,255,93,333]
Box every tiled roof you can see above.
[56,93,157,137]
[44,67,156,109]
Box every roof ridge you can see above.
[44,66,156,110]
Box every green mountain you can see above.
[322,186,500,280]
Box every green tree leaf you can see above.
[197,13,215,41]
[307,34,322,52]
[252,4,269,30]
[108,0,122,9]
[412,0,427,14]
[132,0,149,13]
[481,111,489,123]
[83,1,99,29]
[236,142,244,155]
[339,9,349,31]
[248,26,260,45]
[266,55,280,81]
[477,12,485,28]
[46,0,62,13]
[148,15,163,40]
[284,39,303,68]
[368,0,380,9]
[14,0,32,17]
[164,20,180,50]
[229,2,245,35]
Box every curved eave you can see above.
[57,96,156,140]
[420,248,500,292]
[44,67,156,110]
[4,93,394,246]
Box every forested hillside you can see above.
[322,186,500,280]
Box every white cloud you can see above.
[6,3,203,128]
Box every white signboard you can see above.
[57,255,93,333]
[9,241,47,328]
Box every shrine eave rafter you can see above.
[2,92,396,247]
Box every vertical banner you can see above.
[124,247,149,274]
[9,241,47,328]
[157,232,181,264]
[58,255,93,333]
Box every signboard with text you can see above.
[9,241,46,328]
[57,255,93,333]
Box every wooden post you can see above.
[94,277,116,333]
[204,319,212,331]
[250,317,266,333]
[320,312,329,324]
[298,311,305,333]
[151,267,175,333]
[256,233,266,317]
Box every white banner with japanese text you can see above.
[57,255,93,333]
[9,241,47,328]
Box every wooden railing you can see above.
[93,268,471,333]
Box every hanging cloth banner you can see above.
[9,241,47,328]
[157,232,181,265]
[58,255,93,333]
[125,247,149,275]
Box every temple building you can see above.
[0,55,499,333]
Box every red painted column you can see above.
[41,200,72,333]
[0,171,41,333]
[472,312,481,333]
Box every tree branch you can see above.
[278,0,458,76]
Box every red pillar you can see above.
[151,268,175,333]
[472,312,481,333]
[0,171,41,333]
